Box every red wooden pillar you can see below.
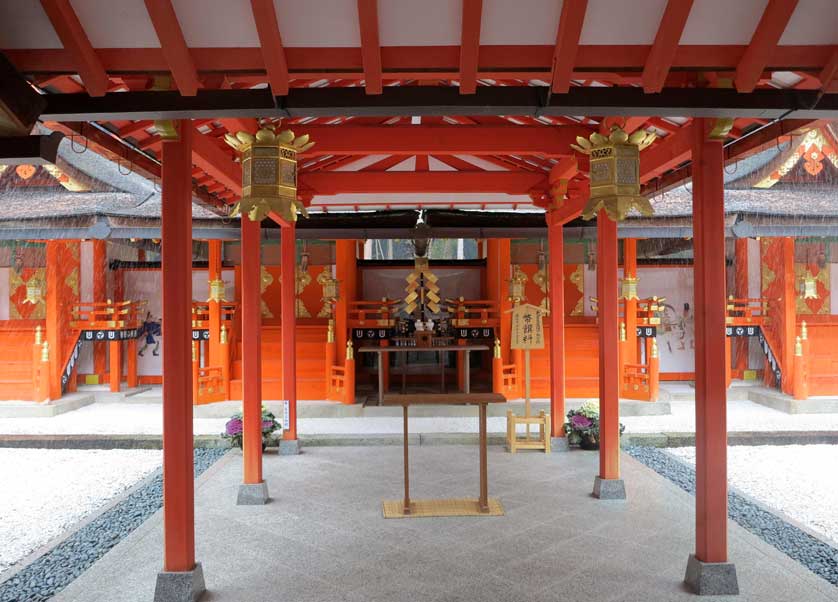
[281,222,298,445]
[207,239,222,367]
[547,211,566,440]
[109,340,121,392]
[623,238,638,366]
[686,118,738,594]
[733,238,749,375]
[593,211,624,498]
[92,240,107,380]
[334,240,356,365]
[238,215,268,503]
[155,121,204,595]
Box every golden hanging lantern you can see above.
[508,265,528,305]
[571,125,656,221]
[621,276,639,300]
[801,274,818,300]
[23,279,43,305]
[223,124,315,223]
[207,278,226,302]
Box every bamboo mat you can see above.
[382,498,504,518]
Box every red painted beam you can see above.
[301,171,547,194]
[250,0,290,96]
[291,125,592,157]
[190,130,242,195]
[642,0,694,93]
[819,48,838,93]
[458,0,483,94]
[735,0,799,92]
[143,0,201,95]
[39,0,109,96]
[357,0,383,94]
[550,0,588,93]
[640,123,693,182]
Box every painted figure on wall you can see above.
[138,311,161,357]
[659,302,695,355]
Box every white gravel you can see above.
[668,445,838,545]
[0,449,162,577]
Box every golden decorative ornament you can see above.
[795,336,803,357]
[651,338,659,359]
[35,325,42,345]
[16,164,36,180]
[23,279,43,305]
[619,321,626,342]
[220,325,229,344]
[571,125,656,221]
[41,341,49,362]
[317,267,340,318]
[224,124,314,223]
[507,265,528,305]
[493,338,502,359]
[620,276,639,300]
[802,273,818,300]
[207,278,226,302]
[327,319,335,343]
[346,340,354,361]
[191,340,198,362]
[801,321,808,340]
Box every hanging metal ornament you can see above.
[571,125,656,221]
[224,124,315,223]
[23,278,43,305]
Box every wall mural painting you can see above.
[516,263,585,317]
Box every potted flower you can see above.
[222,405,282,450]
[563,400,625,450]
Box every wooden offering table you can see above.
[359,344,490,405]
[382,392,505,516]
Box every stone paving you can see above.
[52,446,837,602]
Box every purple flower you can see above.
[261,420,274,431]
[570,414,592,430]
[225,417,243,436]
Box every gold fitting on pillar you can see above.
[207,279,226,302]
[620,276,639,300]
[327,319,335,343]
[801,321,808,340]
[192,340,198,362]
[493,338,502,359]
[220,325,228,344]
[35,325,42,345]
[346,340,354,361]
[619,321,626,342]
[651,338,658,359]
[795,336,803,357]
[41,341,49,362]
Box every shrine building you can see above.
[0,0,837,600]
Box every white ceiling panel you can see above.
[379,0,462,46]
[580,0,668,45]
[779,0,838,45]
[172,0,258,47]
[428,157,457,171]
[313,193,533,206]
[333,155,390,171]
[72,0,159,48]
[481,0,561,45]
[0,1,61,48]
[274,0,360,47]
[681,0,768,44]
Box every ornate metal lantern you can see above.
[508,265,528,305]
[316,267,340,318]
[621,276,639,300]
[23,279,43,305]
[207,279,226,302]
[571,125,656,221]
[801,274,818,300]
[224,124,315,222]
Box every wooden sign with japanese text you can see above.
[510,303,546,350]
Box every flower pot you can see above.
[579,434,599,450]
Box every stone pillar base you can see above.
[279,439,301,455]
[236,481,270,505]
[550,437,570,452]
[684,553,739,596]
[153,562,205,602]
[592,476,626,500]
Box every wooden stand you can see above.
[506,348,550,453]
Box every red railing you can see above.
[71,300,145,330]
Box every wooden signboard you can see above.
[510,303,545,350]
[506,303,549,452]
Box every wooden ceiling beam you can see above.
[143,0,201,95]
[39,0,109,96]
[300,171,546,194]
[550,0,588,93]
[458,0,483,94]
[819,48,838,93]
[641,0,694,93]
[250,0,290,96]
[357,0,383,95]
[735,0,799,92]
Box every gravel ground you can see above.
[0,449,162,576]
[626,446,838,588]
[0,448,226,602]
[668,445,838,545]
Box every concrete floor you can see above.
[53,447,837,602]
